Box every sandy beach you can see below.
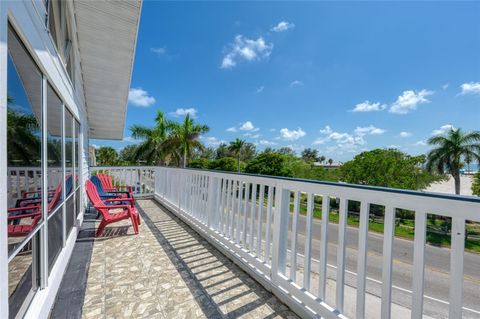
[424,175,474,196]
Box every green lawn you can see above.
[288,201,480,254]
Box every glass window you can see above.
[48,0,75,85]
[47,84,63,212]
[46,84,64,271]
[7,24,42,318]
[65,109,75,234]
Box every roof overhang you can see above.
[74,0,141,140]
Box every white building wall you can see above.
[1,0,90,317]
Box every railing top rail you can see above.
[157,166,480,205]
[89,165,157,170]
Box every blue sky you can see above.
[92,1,480,161]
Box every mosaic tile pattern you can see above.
[80,199,298,319]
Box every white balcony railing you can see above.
[152,166,480,319]
[89,166,156,197]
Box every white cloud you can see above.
[290,80,303,87]
[352,100,386,112]
[415,140,427,146]
[319,125,333,134]
[354,125,386,137]
[128,88,155,107]
[256,86,265,93]
[226,127,237,133]
[399,131,412,138]
[442,83,449,90]
[169,108,198,118]
[240,121,258,131]
[202,136,225,146]
[279,128,306,141]
[459,82,480,95]
[122,136,136,143]
[244,133,261,139]
[271,21,295,32]
[150,47,167,55]
[259,140,278,146]
[269,128,276,132]
[389,89,433,114]
[221,35,273,69]
[432,124,454,135]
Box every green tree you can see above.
[301,148,319,163]
[278,147,295,157]
[426,128,480,194]
[169,114,209,168]
[240,142,256,162]
[228,138,246,172]
[119,144,141,165]
[245,152,293,177]
[319,155,326,164]
[472,172,480,196]
[7,109,41,166]
[188,158,210,169]
[96,146,118,166]
[328,158,334,166]
[130,110,175,165]
[208,157,238,172]
[341,148,442,190]
[215,143,230,159]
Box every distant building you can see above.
[313,161,343,169]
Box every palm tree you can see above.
[319,155,326,164]
[96,146,118,166]
[228,138,245,172]
[426,128,480,194]
[130,110,175,165]
[169,114,209,168]
[328,158,333,166]
[7,109,41,166]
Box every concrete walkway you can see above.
[51,199,297,319]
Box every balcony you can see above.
[48,166,479,318]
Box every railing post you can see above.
[207,175,219,229]
[271,187,290,278]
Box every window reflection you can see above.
[7,26,43,253]
[47,84,63,212]
[7,25,42,318]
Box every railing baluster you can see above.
[225,180,232,236]
[411,212,426,319]
[272,187,290,277]
[449,217,465,319]
[381,206,396,319]
[304,192,314,290]
[219,179,226,233]
[318,195,330,300]
[230,180,238,240]
[241,182,249,246]
[336,198,347,312]
[356,201,369,319]
[235,181,244,244]
[290,191,300,282]
[265,186,274,263]
[249,184,257,252]
[256,184,265,257]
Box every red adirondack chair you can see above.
[86,180,140,237]
[8,180,64,237]
[97,173,134,200]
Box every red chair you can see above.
[8,181,64,237]
[86,180,140,237]
[97,173,134,200]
